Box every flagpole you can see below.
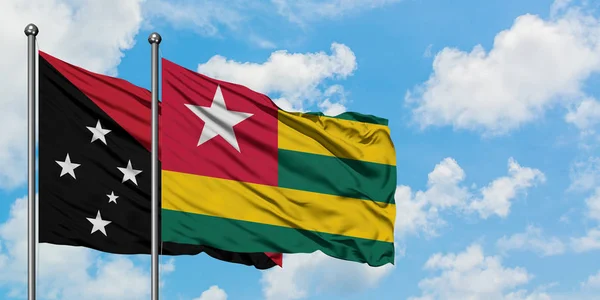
[24,23,39,300]
[148,32,162,300]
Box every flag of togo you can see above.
[160,59,397,267]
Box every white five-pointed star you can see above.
[185,85,253,152]
[117,160,142,185]
[55,154,81,179]
[86,210,112,236]
[107,191,119,204]
[86,120,111,144]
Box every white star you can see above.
[185,85,253,152]
[86,120,111,145]
[86,210,111,236]
[55,154,81,179]
[117,160,142,185]
[107,191,119,204]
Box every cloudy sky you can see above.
[1,0,600,299]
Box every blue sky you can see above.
[1,0,600,299]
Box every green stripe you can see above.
[278,149,397,204]
[162,209,395,267]
[302,111,389,126]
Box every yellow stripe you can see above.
[162,170,395,243]
[277,111,396,165]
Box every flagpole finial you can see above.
[24,23,39,36]
[148,32,162,44]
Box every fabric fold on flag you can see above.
[38,51,282,269]
[160,58,396,267]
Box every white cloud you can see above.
[496,225,566,257]
[406,7,600,135]
[317,85,348,116]
[248,34,277,49]
[0,196,174,299]
[143,0,400,47]
[160,258,175,273]
[569,156,600,192]
[504,290,552,300]
[570,182,600,253]
[570,186,600,253]
[422,157,470,208]
[555,272,600,300]
[271,0,402,25]
[143,0,245,37]
[197,43,356,113]
[394,158,468,237]
[0,0,144,189]
[423,44,434,58]
[396,157,545,237]
[565,97,600,130]
[585,188,600,221]
[193,285,228,300]
[581,270,600,290]
[318,99,347,116]
[409,244,542,300]
[550,0,574,17]
[571,228,600,252]
[260,251,394,300]
[468,158,546,219]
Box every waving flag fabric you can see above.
[161,58,396,266]
[38,51,281,269]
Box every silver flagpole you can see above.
[24,23,38,300]
[148,32,162,300]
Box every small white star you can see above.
[107,191,119,204]
[185,85,253,152]
[86,120,111,145]
[117,160,142,185]
[55,154,81,179]
[86,210,111,236]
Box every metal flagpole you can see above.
[24,23,39,300]
[148,32,162,300]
